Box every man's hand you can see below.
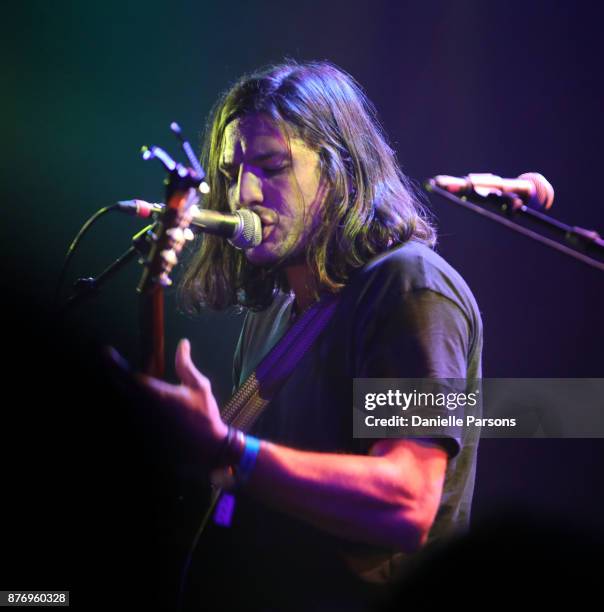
[137,339,228,465]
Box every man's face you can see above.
[219,113,327,266]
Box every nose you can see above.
[236,167,263,208]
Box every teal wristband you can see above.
[236,435,261,485]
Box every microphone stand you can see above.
[60,224,157,314]
[425,180,604,273]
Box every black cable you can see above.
[53,205,119,309]
[176,488,221,612]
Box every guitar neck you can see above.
[139,285,165,377]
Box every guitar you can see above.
[136,125,207,377]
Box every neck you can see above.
[285,262,316,314]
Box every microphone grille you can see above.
[231,209,262,249]
[518,172,554,210]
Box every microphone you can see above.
[117,199,262,249]
[117,199,164,217]
[431,172,554,210]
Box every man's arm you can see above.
[139,339,447,553]
[236,436,447,553]
[138,284,472,553]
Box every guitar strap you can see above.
[178,295,341,609]
[210,293,340,526]
[221,293,340,430]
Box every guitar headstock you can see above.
[137,126,208,295]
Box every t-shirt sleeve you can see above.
[358,288,470,379]
[356,288,471,457]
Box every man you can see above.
[142,61,482,610]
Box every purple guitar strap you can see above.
[212,293,340,526]
[221,293,340,429]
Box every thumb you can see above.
[175,338,206,389]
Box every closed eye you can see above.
[263,164,290,177]
[218,157,290,185]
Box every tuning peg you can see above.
[157,273,173,288]
[166,227,185,243]
[161,249,178,267]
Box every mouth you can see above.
[244,207,279,245]
[250,206,279,225]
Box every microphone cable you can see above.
[53,204,120,310]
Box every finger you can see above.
[175,338,209,391]
[103,346,140,394]
[103,346,132,373]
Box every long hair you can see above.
[179,60,436,312]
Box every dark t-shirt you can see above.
[206,241,482,611]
